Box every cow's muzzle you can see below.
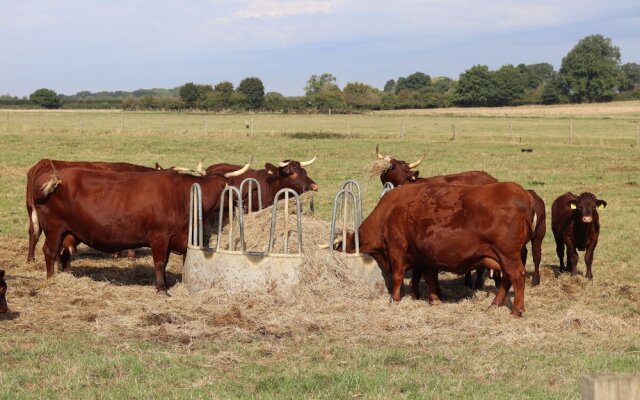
[309,183,319,192]
[582,216,593,223]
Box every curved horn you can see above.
[408,153,425,169]
[278,160,292,168]
[376,145,384,160]
[172,167,199,175]
[299,155,317,167]
[196,159,205,176]
[224,156,253,178]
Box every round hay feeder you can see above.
[182,178,389,295]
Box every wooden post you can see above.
[451,120,456,141]
[582,374,640,400]
[401,119,405,140]
[569,119,573,144]
[509,121,513,142]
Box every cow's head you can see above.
[376,145,424,186]
[568,192,607,224]
[0,270,7,313]
[264,157,319,193]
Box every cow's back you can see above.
[419,170,498,186]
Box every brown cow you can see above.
[374,145,500,290]
[0,270,7,313]
[205,157,319,211]
[552,192,606,280]
[32,165,246,294]
[375,145,497,188]
[26,159,162,263]
[343,182,536,316]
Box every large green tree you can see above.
[560,34,623,102]
[30,88,61,109]
[343,82,381,109]
[395,72,431,93]
[621,62,640,90]
[236,77,265,110]
[493,64,526,106]
[453,65,496,106]
[179,82,212,108]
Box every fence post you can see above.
[569,119,573,144]
[509,121,513,142]
[451,120,456,141]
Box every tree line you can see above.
[4,34,640,112]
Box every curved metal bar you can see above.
[329,189,360,254]
[216,186,245,252]
[381,181,395,198]
[188,183,203,247]
[267,188,302,254]
[341,179,363,227]
[238,177,262,213]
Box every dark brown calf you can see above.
[0,270,7,313]
[552,192,606,280]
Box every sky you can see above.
[1,0,639,97]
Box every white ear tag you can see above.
[597,204,605,210]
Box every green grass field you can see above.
[1,105,639,399]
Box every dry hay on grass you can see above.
[1,233,639,354]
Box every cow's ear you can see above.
[596,200,607,210]
[568,201,577,210]
[265,163,278,175]
[155,162,163,170]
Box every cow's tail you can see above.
[36,160,62,202]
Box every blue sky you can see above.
[1,0,639,97]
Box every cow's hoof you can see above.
[511,309,524,317]
[531,277,540,286]
[157,290,171,297]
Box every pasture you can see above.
[1,103,639,399]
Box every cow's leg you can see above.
[27,210,41,263]
[474,267,485,290]
[423,267,442,304]
[531,237,542,286]
[567,245,579,276]
[464,272,473,288]
[60,248,71,272]
[411,266,422,300]
[43,232,64,278]
[501,257,526,317]
[388,246,408,302]
[127,249,136,259]
[554,232,565,272]
[491,272,512,308]
[584,245,596,281]
[150,237,170,295]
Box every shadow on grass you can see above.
[0,311,20,321]
[71,264,181,287]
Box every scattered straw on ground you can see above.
[2,225,639,352]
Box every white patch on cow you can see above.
[532,212,538,233]
[31,209,39,234]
